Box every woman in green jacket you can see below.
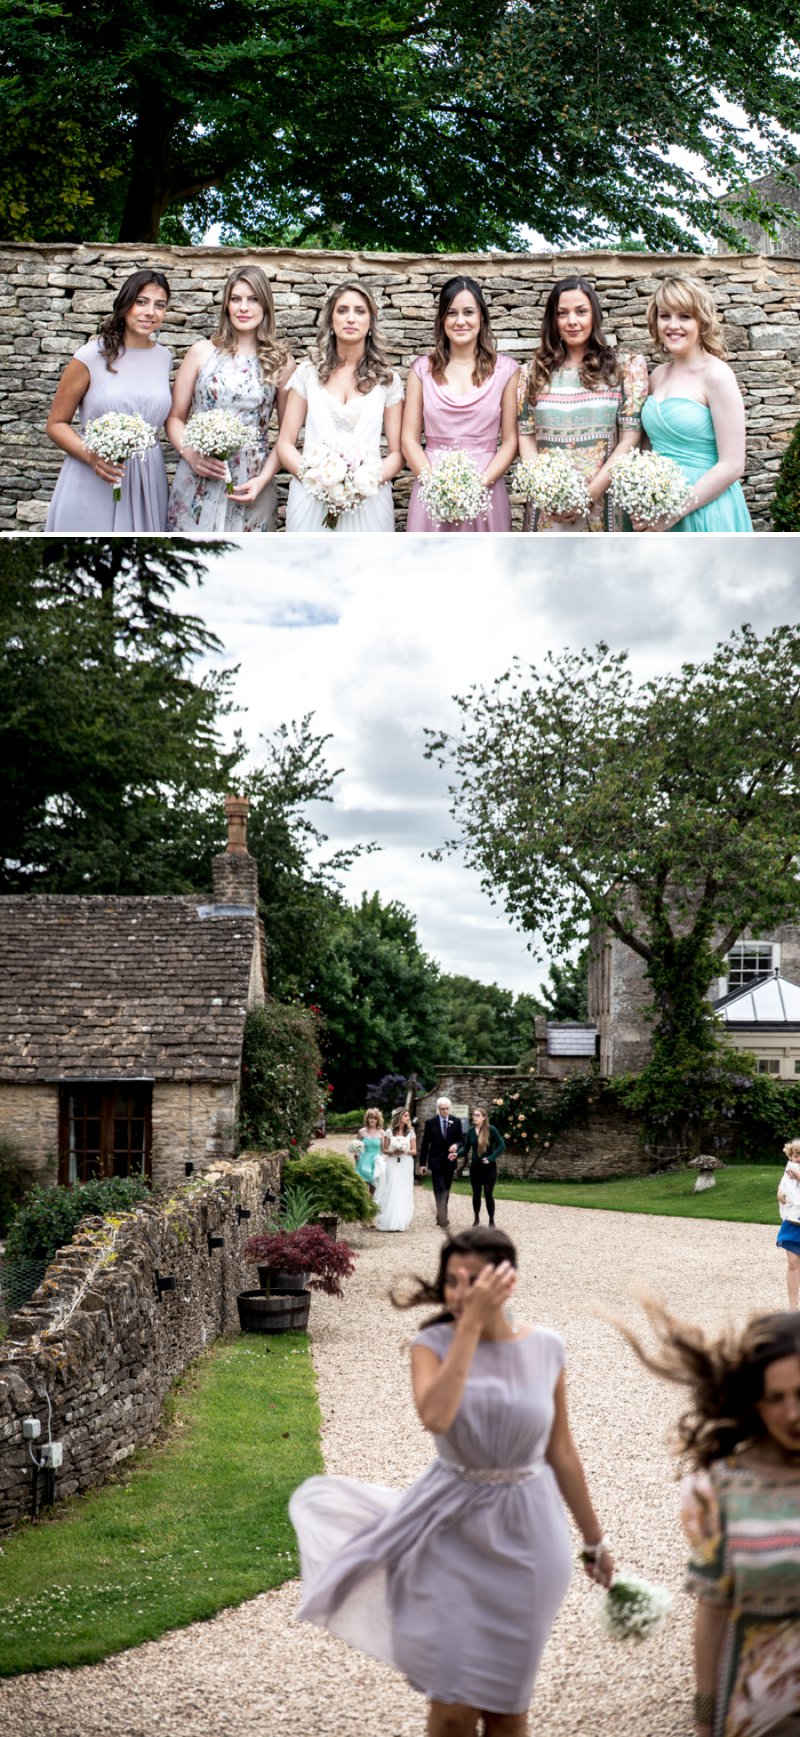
[458,1105,506,1226]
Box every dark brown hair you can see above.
[392,1225,517,1326]
[618,1300,800,1469]
[429,276,497,386]
[527,276,620,402]
[97,269,171,372]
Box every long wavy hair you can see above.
[472,1106,491,1158]
[647,274,728,360]
[97,269,171,372]
[391,1107,410,1135]
[617,1299,800,1470]
[527,276,620,403]
[391,1225,517,1327]
[314,280,394,395]
[211,265,289,384]
[429,276,497,386]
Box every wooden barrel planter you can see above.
[237,1289,311,1333]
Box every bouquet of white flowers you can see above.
[610,450,690,526]
[597,1573,673,1642]
[182,409,258,493]
[299,443,383,528]
[417,450,491,526]
[511,449,592,521]
[83,412,158,502]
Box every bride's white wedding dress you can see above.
[374,1135,415,1232]
[285,360,404,534]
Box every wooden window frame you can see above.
[58,1083,153,1186]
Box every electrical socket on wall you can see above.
[22,1417,41,1440]
[39,1442,63,1469]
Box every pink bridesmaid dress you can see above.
[406,352,519,533]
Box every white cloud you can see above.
[186,538,800,994]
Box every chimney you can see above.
[211,794,259,907]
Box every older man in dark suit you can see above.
[418,1096,463,1229]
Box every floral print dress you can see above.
[167,349,278,532]
[681,1458,800,1737]
[517,354,648,531]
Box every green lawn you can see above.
[436,1166,780,1224]
[0,1332,321,1676]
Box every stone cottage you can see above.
[0,796,264,1191]
[589,921,800,1078]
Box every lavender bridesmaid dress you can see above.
[290,1323,574,1714]
[46,338,172,532]
[406,353,520,533]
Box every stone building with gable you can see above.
[0,796,264,1191]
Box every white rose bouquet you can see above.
[610,449,690,526]
[182,409,259,494]
[417,450,491,526]
[511,450,591,520]
[299,443,382,529]
[83,412,158,502]
[597,1572,673,1642]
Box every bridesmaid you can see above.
[166,265,295,532]
[403,276,520,532]
[277,280,404,534]
[518,276,647,532]
[638,275,753,533]
[45,269,172,532]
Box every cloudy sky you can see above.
[184,539,800,995]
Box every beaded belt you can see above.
[443,1461,543,1485]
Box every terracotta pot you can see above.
[257,1266,307,1293]
[237,1289,311,1333]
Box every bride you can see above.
[374,1108,416,1232]
[277,279,404,533]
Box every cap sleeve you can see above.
[385,370,405,408]
[288,359,314,401]
[413,1321,452,1357]
[681,1466,733,1606]
[498,353,521,390]
[618,352,648,431]
[411,355,430,382]
[73,338,102,369]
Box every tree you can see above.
[532,953,589,1023]
[437,975,540,1066]
[314,893,450,1106]
[426,626,800,1141]
[772,421,800,532]
[3,0,799,249]
[0,537,242,891]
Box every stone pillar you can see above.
[211,795,259,907]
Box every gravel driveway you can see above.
[0,1180,785,1737]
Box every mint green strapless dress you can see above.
[640,397,752,533]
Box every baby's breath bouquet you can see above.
[299,443,382,529]
[417,450,491,526]
[182,409,258,493]
[598,1572,672,1642]
[511,449,591,520]
[610,450,690,526]
[83,412,157,502]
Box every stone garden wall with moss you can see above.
[1,241,798,531]
[0,1151,280,1533]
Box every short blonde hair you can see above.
[647,274,728,360]
[783,1137,800,1161]
[364,1108,384,1130]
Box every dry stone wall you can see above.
[419,1070,650,1179]
[1,242,797,531]
[0,1150,281,1533]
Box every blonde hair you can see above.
[783,1137,800,1162]
[211,265,289,384]
[314,280,394,394]
[647,275,728,360]
[363,1108,384,1130]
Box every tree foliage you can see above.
[772,421,800,532]
[0,537,241,893]
[427,625,800,1140]
[3,0,799,248]
[239,1001,325,1152]
[437,975,540,1066]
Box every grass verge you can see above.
[0,1331,321,1676]
[429,1167,780,1224]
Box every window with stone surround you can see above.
[59,1084,152,1185]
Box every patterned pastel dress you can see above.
[517,354,648,532]
[682,1458,800,1737]
[167,348,280,532]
